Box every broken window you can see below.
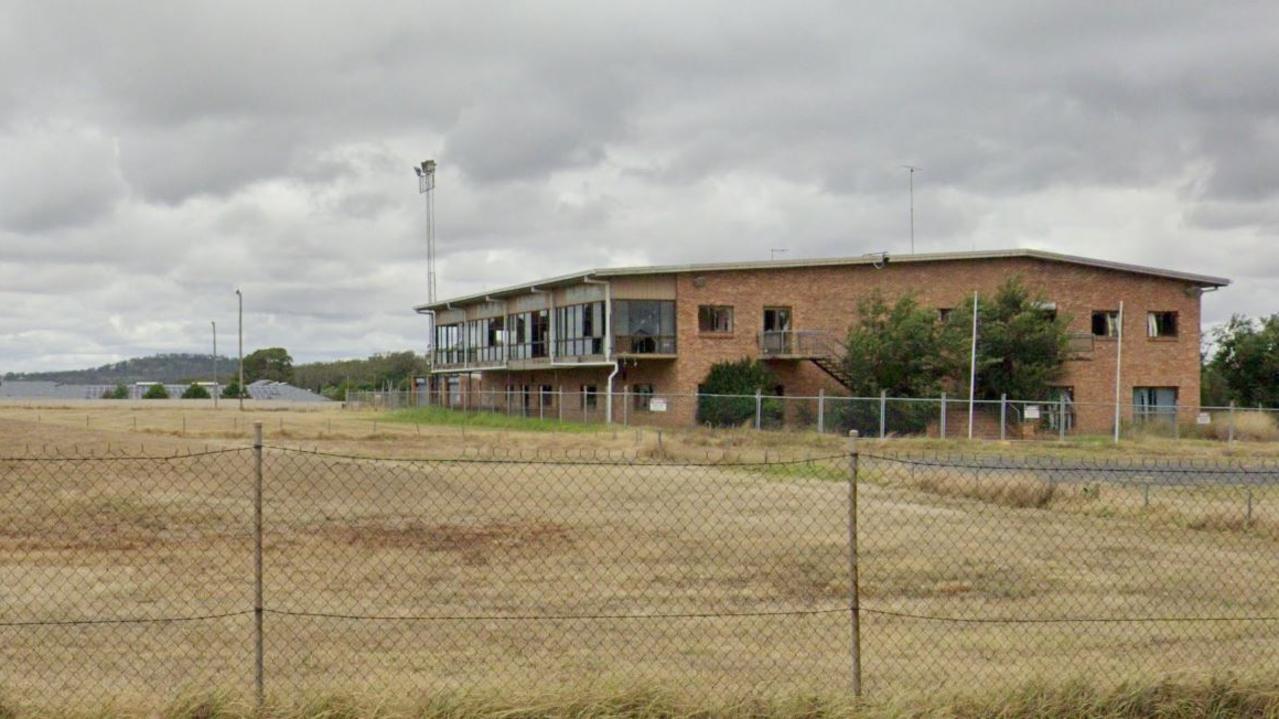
[1147,312,1178,338]
[1091,310,1120,338]
[698,305,734,333]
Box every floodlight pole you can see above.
[416,159,438,404]
[212,321,218,409]
[236,289,244,412]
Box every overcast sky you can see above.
[1,1,1275,372]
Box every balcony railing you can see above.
[614,334,677,355]
[757,330,840,358]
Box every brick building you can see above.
[414,250,1228,433]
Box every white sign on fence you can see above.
[649,398,668,412]
[1197,412,1212,425]
[1024,405,1041,420]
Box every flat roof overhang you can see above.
[414,248,1231,313]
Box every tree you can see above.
[101,383,129,400]
[242,347,294,384]
[696,358,782,427]
[946,278,1070,401]
[1210,314,1279,406]
[838,291,956,434]
[180,383,211,399]
[142,383,169,400]
[221,380,247,399]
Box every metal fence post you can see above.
[846,430,862,696]
[1229,400,1236,444]
[252,422,264,709]
[817,389,826,434]
[878,390,887,439]
[558,385,564,423]
[1059,395,1067,441]
[940,392,947,439]
[999,393,1007,441]
[623,387,630,426]
[755,389,762,430]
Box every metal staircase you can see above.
[757,330,856,391]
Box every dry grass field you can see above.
[2,402,1279,715]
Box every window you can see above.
[1148,312,1178,338]
[555,301,605,357]
[698,305,734,333]
[761,307,794,354]
[1033,301,1058,322]
[1091,311,1119,338]
[937,308,953,323]
[464,316,505,363]
[541,385,555,407]
[507,309,549,359]
[1046,387,1075,431]
[581,384,598,409]
[633,383,654,410]
[763,307,792,332]
[1133,387,1178,423]
[613,300,677,354]
[433,323,463,365]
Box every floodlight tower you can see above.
[414,160,438,352]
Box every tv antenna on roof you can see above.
[901,164,921,254]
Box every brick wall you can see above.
[437,255,1210,434]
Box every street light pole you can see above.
[212,321,218,409]
[236,289,244,412]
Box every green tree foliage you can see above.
[1209,314,1279,406]
[101,383,130,400]
[221,380,246,399]
[292,351,430,399]
[838,292,956,434]
[180,383,211,399]
[945,278,1070,401]
[243,348,294,383]
[141,383,169,400]
[696,358,782,427]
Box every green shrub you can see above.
[181,383,211,399]
[101,383,129,400]
[142,383,169,400]
[696,358,783,428]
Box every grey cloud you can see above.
[1,0,1277,371]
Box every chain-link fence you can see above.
[5,433,1279,710]
[347,389,1279,444]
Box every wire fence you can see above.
[347,389,1279,443]
[5,431,1279,710]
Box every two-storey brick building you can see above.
[414,250,1229,433]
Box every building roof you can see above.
[414,248,1231,312]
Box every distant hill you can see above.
[3,353,233,385]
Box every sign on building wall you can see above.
[649,398,668,412]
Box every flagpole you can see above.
[1113,301,1124,444]
[967,291,979,440]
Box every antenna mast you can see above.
[901,165,921,253]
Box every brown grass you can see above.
[3,406,1279,713]
[7,678,1279,718]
